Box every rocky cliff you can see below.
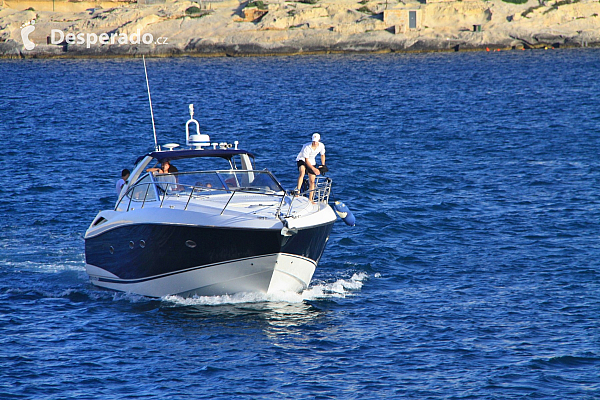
[1,0,599,57]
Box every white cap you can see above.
[312,133,321,142]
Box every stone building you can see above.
[383,5,423,34]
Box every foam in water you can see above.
[162,272,369,306]
[3,260,86,273]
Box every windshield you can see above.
[130,174,158,202]
[173,170,284,193]
[117,170,285,212]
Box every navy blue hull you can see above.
[85,222,334,280]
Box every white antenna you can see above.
[143,55,159,151]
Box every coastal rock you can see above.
[0,38,21,56]
[423,1,492,29]
[115,14,162,35]
[1,0,600,57]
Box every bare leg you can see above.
[308,173,316,203]
[296,165,306,193]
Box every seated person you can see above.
[146,160,176,175]
[147,160,178,192]
[295,133,325,202]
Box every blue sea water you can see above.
[1,49,600,399]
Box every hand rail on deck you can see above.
[115,171,331,219]
[117,181,288,213]
[282,176,332,218]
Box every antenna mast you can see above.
[143,55,159,151]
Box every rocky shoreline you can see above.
[1,0,599,58]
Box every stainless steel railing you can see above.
[115,171,333,220]
[281,176,332,218]
[116,170,287,212]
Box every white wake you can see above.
[162,272,369,306]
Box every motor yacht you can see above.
[84,105,337,298]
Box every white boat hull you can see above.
[85,253,316,298]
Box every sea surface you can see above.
[1,49,600,399]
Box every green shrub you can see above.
[247,1,267,9]
[502,0,528,4]
[553,0,579,6]
[357,5,373,13]
[185,6,202,14]
[542,0,580,14]
[521,4,544,16]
